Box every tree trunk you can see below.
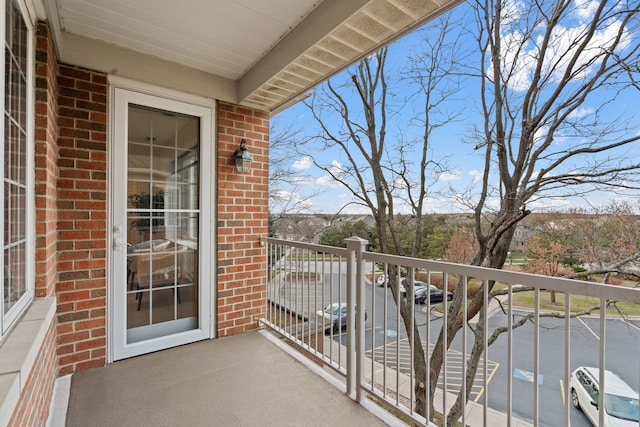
[432,226,515,423]
[447,319,487,425]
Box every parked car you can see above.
[316,303,368,334]
[399,279,428,297]
[569,366,639,426]
[376,274,388,286]
[415,285,453,305]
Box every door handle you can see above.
[113,225,124,251]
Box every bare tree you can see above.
[444,227,478,264]
[522,211,577,303]
[572,201,640,272]
[300,14,465,415]
[438,0,640,421]
[286,0,640,421]
[268,119,323,234]
[521,203,640,283]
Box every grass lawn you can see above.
[511,289,640,316]
[363,267,639,317]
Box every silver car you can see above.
[316,303,367,334]
[569,366,639,426]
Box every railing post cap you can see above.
[344,236,368,249]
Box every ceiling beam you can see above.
[237,0,370,104]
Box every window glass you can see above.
[590,384,599,402]
[578,371,589,388]
[2,0,33,335]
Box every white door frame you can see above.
[108,80,215,362]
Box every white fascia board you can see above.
[237,0,369,102]
[25,0,46,22]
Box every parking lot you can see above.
[365,336,500,402]
[278,268,640,426]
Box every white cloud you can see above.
[391,178,406,191]
[491,30,537,91]
[316,175,343,188]
[341,203,373,215]
[529,197,572,210]
[501,0,526,26]
[292,156,313,171]
[316,175,332,185]
[311,160,347,188]
[568,106,595,119]
[298,199,314,211]
[573,0,600,21]
[492,9,631,92]
[553,134,569,145]
[533,126,548,146]
[439,170,462,182]
[469,170,483,183]
[420,194,475,214]
[269,189,315,214]
[485,196,502,210]
[330,160,344,176]
[292,176,314,185]
[271,189,293,202]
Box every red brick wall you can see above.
[7,22,273,427]
[7,22,60,427]
[34,22,58,298]
[52,82,269,370]
[55,64,108,374]
[216,103,269,336]
[7,322,57,427]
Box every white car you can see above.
[376,274,388,286]
[569,366,639,426]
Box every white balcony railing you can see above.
[261,237,640,427]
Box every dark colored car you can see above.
[415,285,453,305]
[316,303,368,334]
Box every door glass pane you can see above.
[125,104,200,343]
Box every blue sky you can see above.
[271,0,640,215]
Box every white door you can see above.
[110,87,213,361]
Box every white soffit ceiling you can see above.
[48,0,462,112]
[54,0,321,81]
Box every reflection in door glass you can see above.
[125,104,200,342]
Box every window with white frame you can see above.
[1,0,34,338]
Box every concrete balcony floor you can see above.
[63,330,393,427]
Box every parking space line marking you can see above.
[577,317,599,340]
[366,338,499,402]
[473,361,500,402]
[560,380,573,427]
[619,318,640,332]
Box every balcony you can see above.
[61,237,640,426]
[62,331,394,427]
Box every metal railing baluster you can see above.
[564,293,571,427]
[461,275,467,427]
[534,287,540,426]
[507,283,513,427]
[260,238,640,427]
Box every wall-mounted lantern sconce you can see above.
[233,139,253,173]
